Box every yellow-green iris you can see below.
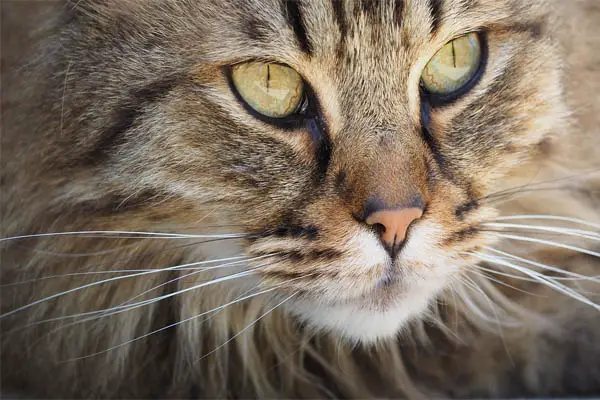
[231,62,304,119]
[421,33,482,96]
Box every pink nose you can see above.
[365,207,423,250]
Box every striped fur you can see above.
[1,0,599,397]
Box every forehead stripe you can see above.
[427,0,444,34]
[282,0,313,55]
[393,0,405,26]
[331,0,348,39]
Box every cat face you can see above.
[47,0,566,341]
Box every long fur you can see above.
[1,0,599,397]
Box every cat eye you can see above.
[420,33,483,100]
[231,62,305,119]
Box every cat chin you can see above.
[288,276,450,343]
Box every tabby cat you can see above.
[1,0,599,397]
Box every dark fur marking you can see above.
[308,117,332,181]
[359,0,379,19]
[331,0,347,38]
[424,155,438,193]
[260,249,343,263]
[334,170,356,204]
[264,269,306,281]
[420,109,455,183]
[334,170,347,189]
[506,21,546,39]
[271,224,319,240]
[87,77,179,163]
[304,225,319,240]
[455,199,479,220]
[393,0,405,26]
[242,18,270,42]
[427,0,444,34]
[331,0,347,55]
[283,0,313,55]
[444,226,479,245]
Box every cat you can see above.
[1,0,599,397]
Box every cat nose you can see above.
[365,202,424,257]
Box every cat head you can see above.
[23,0,567,342]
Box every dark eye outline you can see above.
[420,31,489,108]
[224,62,318,131]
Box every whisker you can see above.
[1,254,253,287]
[461,275,515,360]
[470,252,600,311]
[482,247,600,283]
[1,269,209,288]
[16,261,276,328]
[0,254,274,319]
[493,233,600,260]
[29,277,267,350]
[478,229,597,239]
[455,278,515,327]
[194,291,299,363]
[483,223,600,241]
[471,263,588,283]
[62,284,293,362]
[493,215,600,230]
[73,237,251,272]
[0,231,249,243]
[468,269,544,296]
[111,259,263,311]
[464,272,545,323]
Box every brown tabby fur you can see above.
[1,0,599,397]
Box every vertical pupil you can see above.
[451,41,456,68]
[266,65,270,90]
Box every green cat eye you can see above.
[231,62,304,119]
[421,33,482,97]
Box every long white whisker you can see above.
[494,233,600,259]
[194,291,299,363]
[0,231,248,243]
[31,281,261,352]
[0,254,273,319]
[484,222,600,241]
[18,261,276,328]
[471,252,600,311]
[466,271,546,323]
[469,264,538,283]
[483,246,600,283]
[62,284,293,361]
[1,254,252,287]
[112,254,279,311]
[469,269,544,296]
[461,275,515,361]
[493,215,600,230]
[471,263,592,283]
[455,280,503,325]
[2,268,226,287]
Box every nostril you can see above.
[364,207,424,254]
[371,222,386,237]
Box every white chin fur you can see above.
[290,276,449,343]
[289,221,456,343]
